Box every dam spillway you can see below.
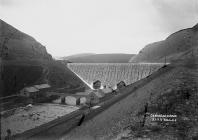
[67,63,164,88]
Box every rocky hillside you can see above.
[0,20,88,97]
[0,19,52,60]
[63,53,135,63]
[129,24,198,63]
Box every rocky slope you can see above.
[63,53,135,63]
[0,19,52,60]
[129,24,198,63]
[0,20,88,97]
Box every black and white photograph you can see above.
[0,0,198,139]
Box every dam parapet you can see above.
[67,63,164,88]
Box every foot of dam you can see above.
[67,63,164,88]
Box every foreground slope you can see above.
[130,24,198,63]
[0,20,88,97]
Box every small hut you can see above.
[101,87,113,94]
[94,90,105,98]
[117,81,126,90]
[65,96,80,106]
[20,87,39,97]
[89,92,100,105]
[80,97,89,105]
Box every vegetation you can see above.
[1,65,43,97]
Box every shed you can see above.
[101,87,113,94]
[65,96,80,106]
[20,87,39,97]
[88,92,100,105]
[80,97,88,105]
[117,81,126,90]
[53,98,62,104]
[93,90,105,98]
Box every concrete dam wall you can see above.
[67,63,163,88]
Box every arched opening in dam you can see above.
[67,63,164,89]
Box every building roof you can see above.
[34,84,50,89]
[88,90,104,98]
[24,87,39,93]
[100,88,113,94]
[76,89,93,96]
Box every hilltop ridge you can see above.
[129,23,198,63]
[62,53,135,63]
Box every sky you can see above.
[0,0,198,57]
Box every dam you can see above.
[11,63,166,139]
[67,63,164,88]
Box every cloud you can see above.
[151,0,198,32]
[1,0,197,56]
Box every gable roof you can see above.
[24,87,39,93]
[34,84,50,89]
[100,88,113,94]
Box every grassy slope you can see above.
[130,24,198,63]
[114,58,198,139]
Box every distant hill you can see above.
[63,53,135,63]
[61,53,96,60]
[129,24,198,63]
[0,20,88,97]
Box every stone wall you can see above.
[67,63,163,88]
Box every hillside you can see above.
[0,19,52,60]
[129,23,198,63]
[0,20,88,97]
[61,53,96,60]
[63,53,135,63]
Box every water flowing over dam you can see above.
[67,63,164,88]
